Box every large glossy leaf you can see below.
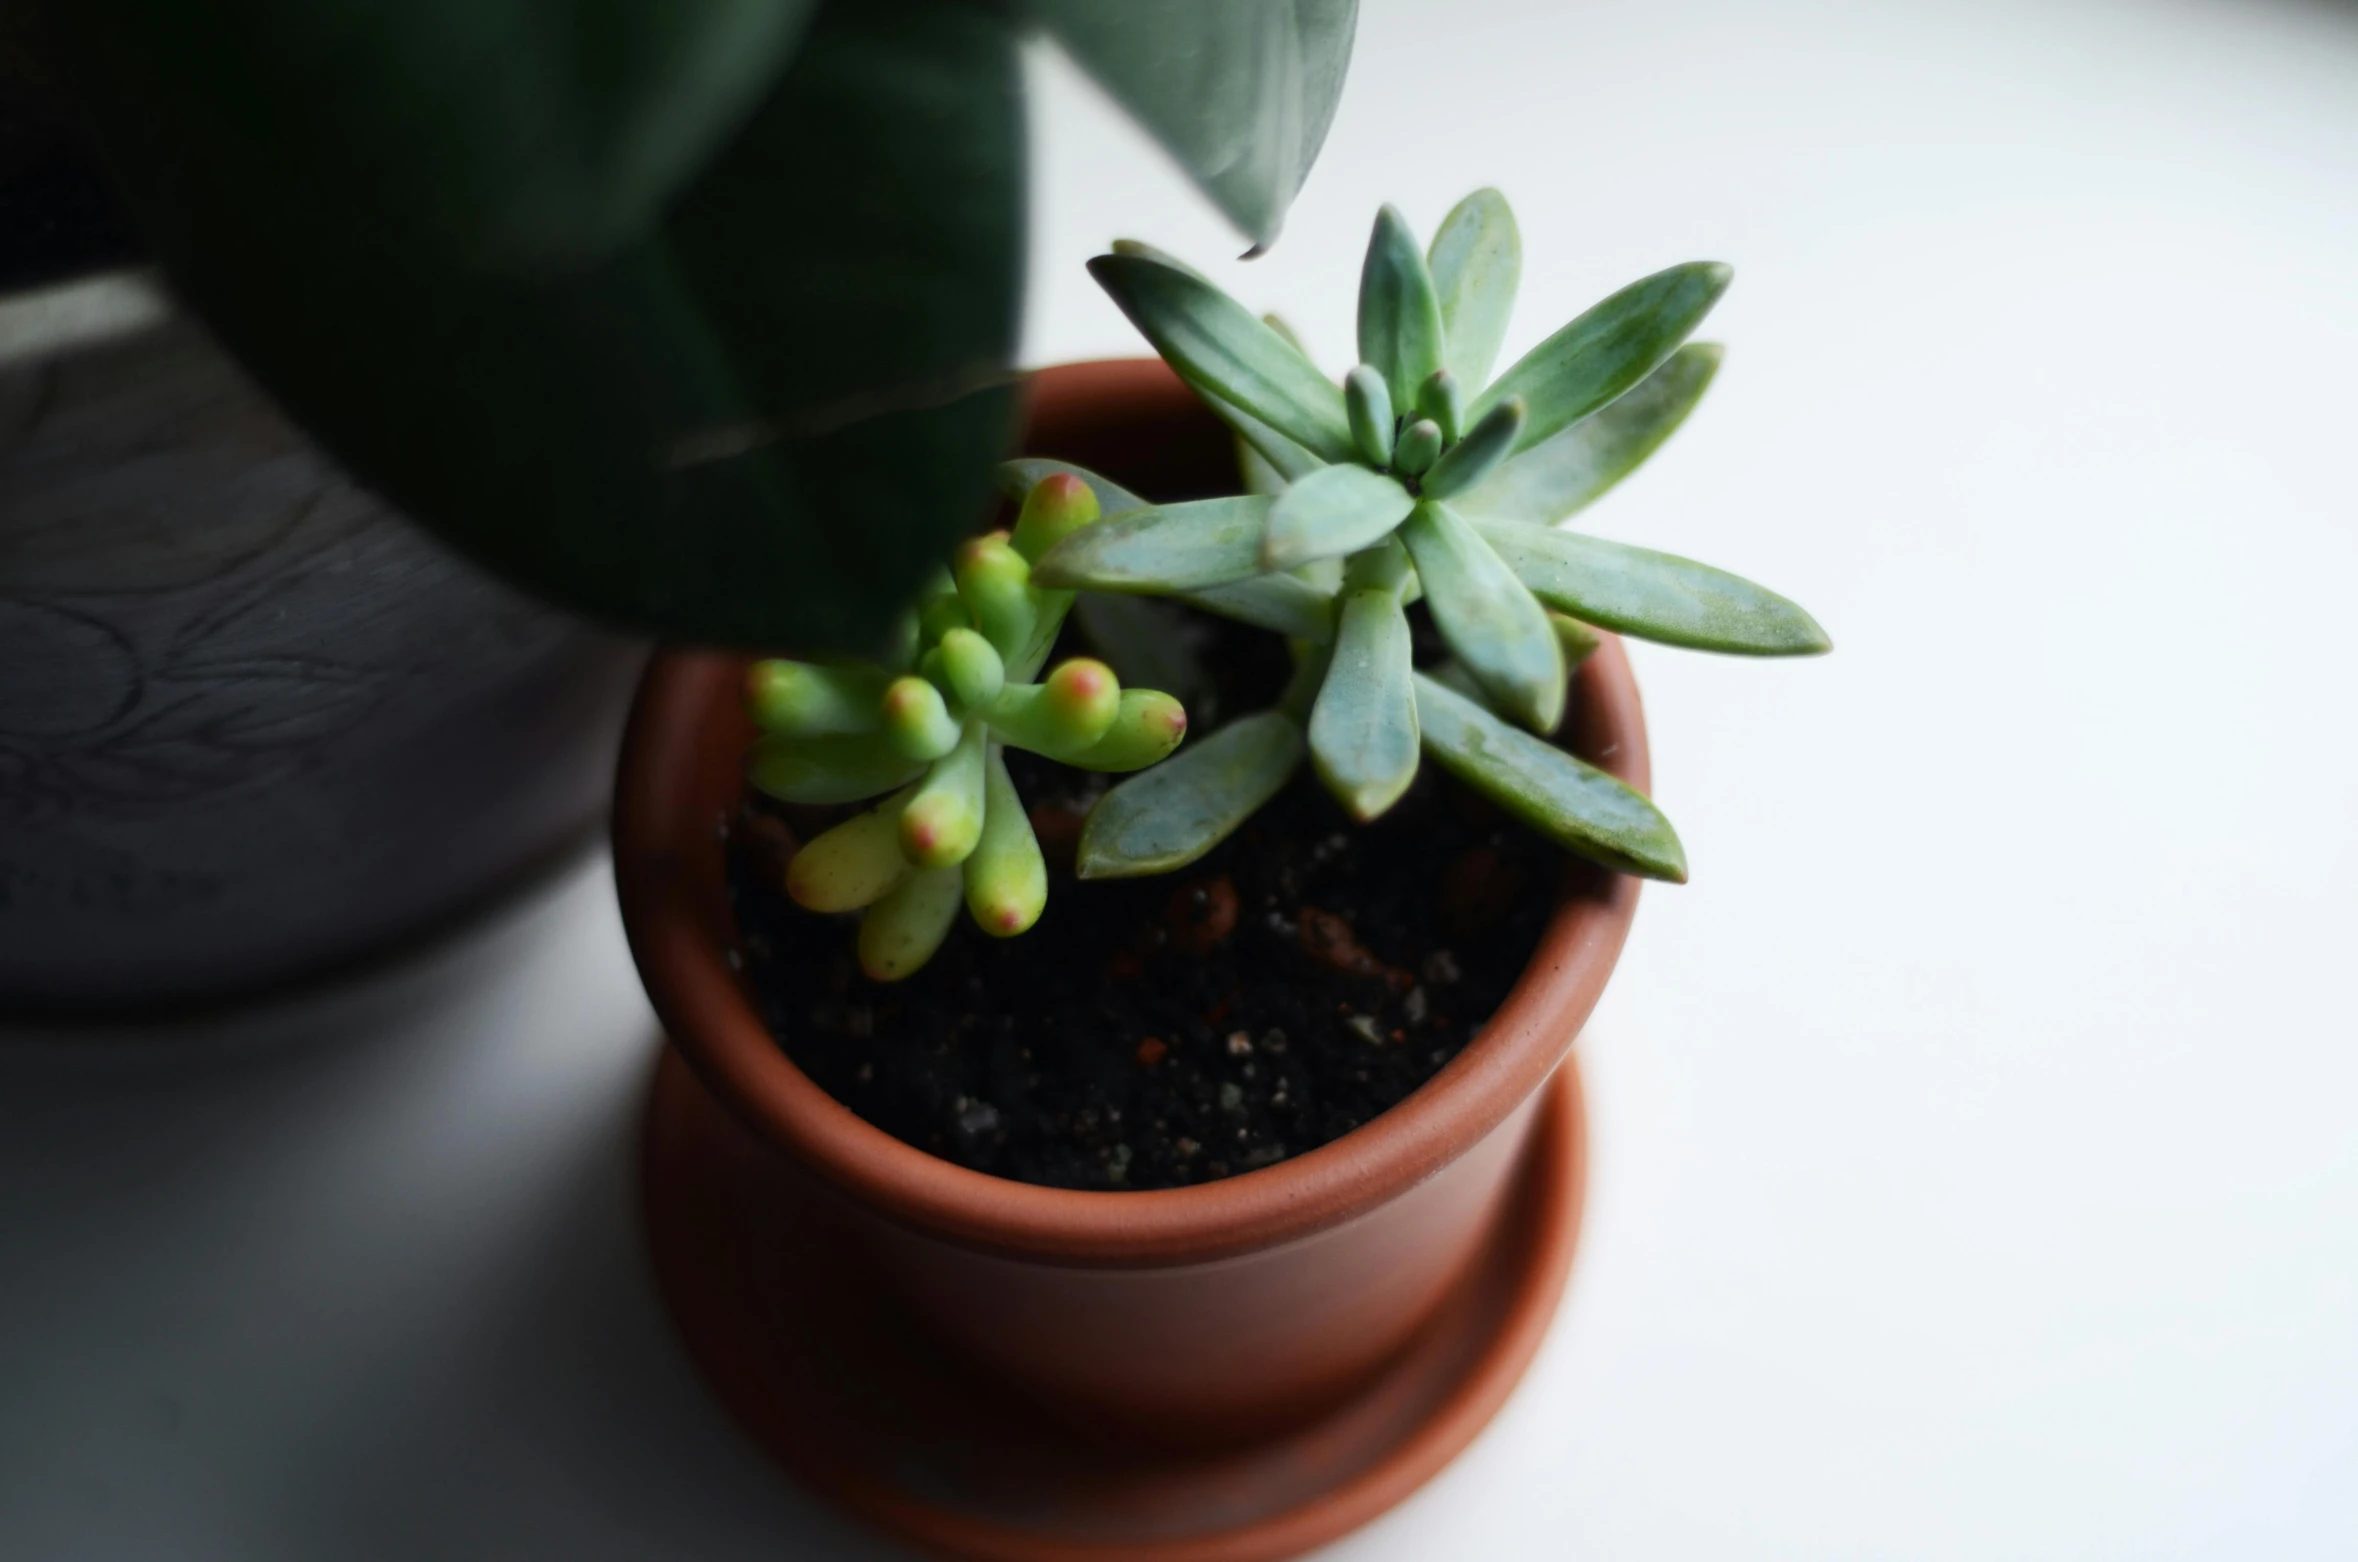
[1357,204,1445,415]
[1089,252,1356,463]
[1474,521,1831,655]
[1032,496,1272,593]
[1309,550,1418,820]
[1077,710,1305,878]
[58,0,814,269]
[1413,672,1686,881]
[1470,262,1730,454]
[1455,343,1721,527]
[1261,463,1413,570]
[1026,1,1355,249]
[1428,187,1521,389]
[1398,501,1563,731]
[59,0,1023,649]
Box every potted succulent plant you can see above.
[5,0,1357,1013]
[615,190,1827,1558]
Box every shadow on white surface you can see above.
[0,857,912,1561]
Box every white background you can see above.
[7,0,2358,1555]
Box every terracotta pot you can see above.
[614,358,1648,1459]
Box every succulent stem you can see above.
[1345,365,1395,468]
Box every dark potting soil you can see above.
[725,613,1572,1192]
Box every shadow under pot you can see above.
[614,358,1651,1562]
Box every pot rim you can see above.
[0,264,170,366]
[612,360,1649,1270]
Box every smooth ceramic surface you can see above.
[0,271,645,1013]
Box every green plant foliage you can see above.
[1428,188,1521,388]
[1310,544,1420,821]
[1399,500,1562,731]
[1472,521,1831,655]
[1076,711,1306,878]
[1453,343,1721,527]
[1469,262,1732,452]
[746,475,1188,978]
[1048,189,1824,886]
[1413,673,1687,881]
[52,0,1357,650]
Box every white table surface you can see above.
[8,0,2358,1555]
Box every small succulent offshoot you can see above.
[1022,189,1830,885]
[747,475,1188,979]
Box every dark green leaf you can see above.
[1309,549,1418,820]
[62,0,815,269]
[1090,252,1355,463]
[1261,463,1414,570]
[63,0,1024,649]
[1026,0,1356,248]
[1474,521,1832,655]
[1398,501,1563,731]
[1456,343,1722,527]
[1428,187,1521,389]
[1413,672,1686,880]
[749,730,927,805]
[1470,262,1730,453]
[1357,204,1446,416]
[1077,711,1305,878]
[1032,496,1272,592]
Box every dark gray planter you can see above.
[0,268,647,1014]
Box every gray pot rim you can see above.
[0,264,171,368]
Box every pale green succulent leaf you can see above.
[1413,672,1686,881]
[1455,343,1722,527]
[1399,501,1564,731]
[748,731,927,805]
[998,458,1146,517]
[963,746,1047,936]
[1179,575,1338,643]
[1428,187,1522,389]
[1357,204,1447,415]
[1237,432,1290,495]
[1028,0,1356,248]
[858,864,964,980]
[1088,253,1355,462]
[1077,710,1306,879]
[1261,463,1414,571]
[1074,594,1212,707]
[1309,575,1419,820]
[1032,495,1273,593]
[1471,262,1730,452]
[1474,521,1831,656]
[1418,394,1524,501]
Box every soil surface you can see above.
[726,613,1572,1192]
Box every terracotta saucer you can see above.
[641,1045,1588,1562]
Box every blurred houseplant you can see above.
[4,0,1357,1011]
